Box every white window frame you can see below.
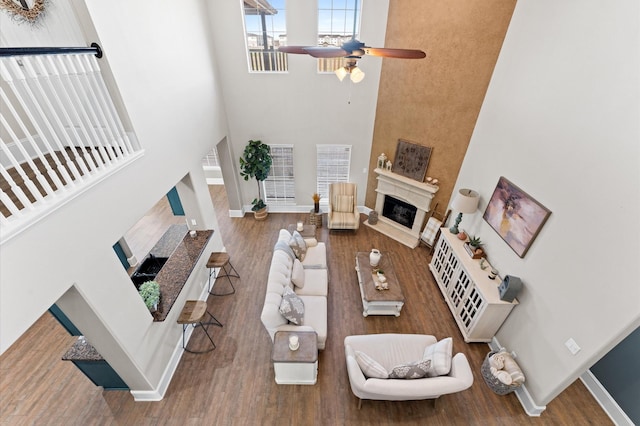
[316,144,352,205]
[242,0,288,73]
[317,0,362,73]
[263,144,295,205]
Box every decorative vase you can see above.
[369,249,381,267]
[377,272,387,283]
[457,231,467,240]
[314,202,320,213]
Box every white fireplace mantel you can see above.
[365,168,439,248]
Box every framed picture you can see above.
[392,139,432,182]
[483,177,551,258]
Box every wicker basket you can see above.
[481,351,521,395]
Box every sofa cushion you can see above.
[389,358,431,379]
[298,295,327,350]
[288,231,307,261]
[333,194,354,213]
[302,242,327,269]
[355,351,388,379]
[294,267,328,297]
[279,286,304,325]
[423,337,453,377]
[291,259,305,289]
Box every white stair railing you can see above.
[0,45,141,243]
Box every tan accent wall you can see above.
[365,0,516,217]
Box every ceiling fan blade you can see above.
[364,47,426,59]
[302,46,349,58]
[278,46,312,54]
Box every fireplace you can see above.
[383,196,417,229]
[365,168,439,248]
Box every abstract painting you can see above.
[483,177,551,258]
[392,139,432,182]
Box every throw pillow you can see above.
[288,231,307,261]
[333,195,354,213]
[291,259,305,289]
[274,240,296,261]
[423,337,453,377]
[354,351,388,379]
[279,286,304,325]
[389,359,431,379]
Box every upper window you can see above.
[316,144,351,204]
[264,145,295,204]
[317,0,361,73]
[242,0,287,72]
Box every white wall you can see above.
[0,0,229,394]
[206,0,389,209]
[453,0,640,406]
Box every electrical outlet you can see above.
[191,219,197,226]
[362,167,367,173]
[511,351,517,359]
[565,338,581,355]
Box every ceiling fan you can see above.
[277,0,426,82]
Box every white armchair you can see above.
[328,182,359,230]
[344,334,473,408]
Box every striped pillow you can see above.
[333,195,354,213]
[423,337,453,377]
[355,351,388,379]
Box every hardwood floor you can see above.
[0,185,612,425]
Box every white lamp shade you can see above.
[451,188,479,214]
[350,66,365,83]
[335,67,348,81]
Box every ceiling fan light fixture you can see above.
[350,66,365,83]
[335,66,348,81]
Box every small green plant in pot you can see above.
[469,236,482,249]
[467,236,485,259]
[239,139,272,220]
[139,280,160,312]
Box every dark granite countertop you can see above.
[153,229,213,321]
[150,224,188,257]
[62,336,103,362]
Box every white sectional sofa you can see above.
[260,229,328,350]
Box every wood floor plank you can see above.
[0,185,613,425]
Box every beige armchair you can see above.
[327,182,360,230]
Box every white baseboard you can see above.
[228,209,244,218]
[130,278,212,402]
[488,338,546,416]
[206,178,224,185]
[581,370,634,426]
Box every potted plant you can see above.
[465,236,485,259]
[239,139,272,220]
[139,280,160,312]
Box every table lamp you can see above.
[449,188,479,234]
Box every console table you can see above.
[429,230,518,342]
